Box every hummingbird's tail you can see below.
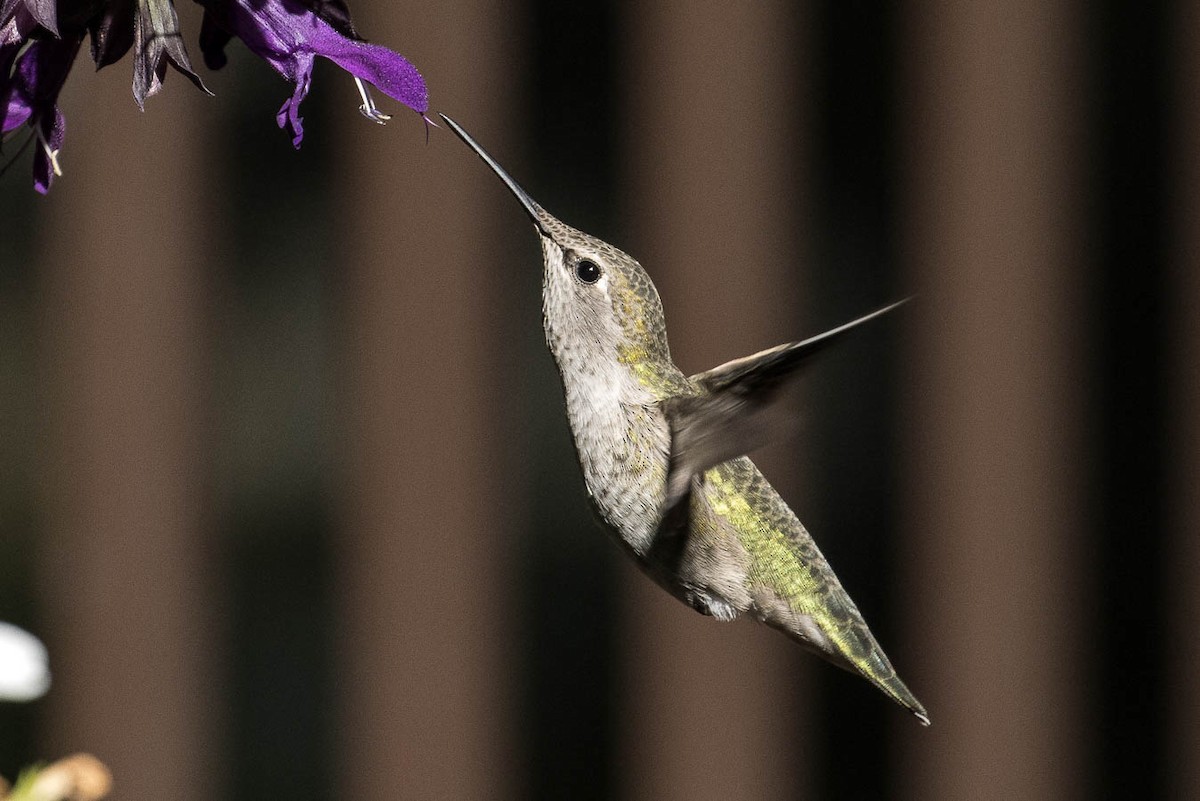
[851,641,931,726]
[768,609,930,726]
[746,502,931,723]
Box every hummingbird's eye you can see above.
[575,259,602,284]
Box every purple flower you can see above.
[2,30,78,192]
[198,0,428,147]
[0,0,429,192]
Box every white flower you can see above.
[0,621,50,701]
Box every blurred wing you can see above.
[659,299,909,517]
[694,298,910,396]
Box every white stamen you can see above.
[34,123,62,177]
[354,76,391,125]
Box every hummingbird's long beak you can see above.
[441,114,550,237]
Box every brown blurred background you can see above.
[0,0,1195,799]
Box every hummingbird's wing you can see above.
[693,299,910,398]
[659,299,909,517]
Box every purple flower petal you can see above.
[1,35,80,192]
[197,0,427,146]
[274,50,314,146]
[309,35,428,115]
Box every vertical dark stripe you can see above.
[1167,4,1200,798]
[226,510,334,801]
[0,164,43,779]
[808,3,905,797]
[521,4,621,799]
[1088,2,1169,799]
[212,58,339,801]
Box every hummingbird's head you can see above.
[442,115,683,397]
[534,214,676,390]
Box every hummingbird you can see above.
[442,115,929,725]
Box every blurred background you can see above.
[0,0,1196,799]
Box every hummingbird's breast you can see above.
[541,266,687,553]
[556,350,673,554]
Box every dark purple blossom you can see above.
[85,0,211,108]
[0,6,35,80]
[2,33,78,192]
[0,0,428,192]
[0,0,56,35]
